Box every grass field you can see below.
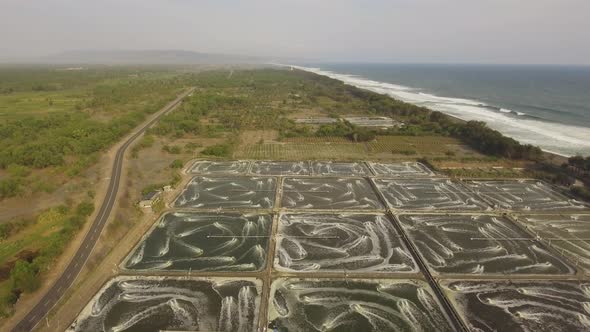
[0,90,87,119]
[0,67,168,118]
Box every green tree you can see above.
[75,201,95,217]
[201,144,232,157]
[170,159,184,169]
[10,260,40,293]
[162,145,182,154]
[0,178,21,199]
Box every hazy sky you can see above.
[1,0,589,64]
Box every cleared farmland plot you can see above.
[124,212,272,272]
[268,278,454,332]
[189,160,250,175]
[465,180,587,211]
[281,177,383,210]
[369,162,434,177]
[310,161,370,176]
[280,136,354,144]
[174,176,276,209]
[373,178,490,211]
[398,215,574,275]
[518,214,590,272]
[442,280,590,332]
[250,161,310,175]
[69,276,262,332]
[274,213,418,273]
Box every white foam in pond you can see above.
[69,276,262,332]
[275,213,418,273]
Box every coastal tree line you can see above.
[303,72,544,160]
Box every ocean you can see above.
[292,63,590,157]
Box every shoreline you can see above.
[440,112,568,164]
[275,64,570,163]
[276,63,589,158]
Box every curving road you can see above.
[12,88,194,332]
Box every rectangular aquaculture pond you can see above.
[189,160,251,175]
[397,214,574,275]
[69,276,262,332]
[281,177,383,210]
[518,214,590,272]
[464,180,587,211]
[124,212,272,272]
[310,161,371,176]
[174,176,277,209]
[268,278,454,332]
[373,178,490,211]
[442,280,590,332]
[250,161,311,176]
[274,213,418,273]
[369,162,434,177]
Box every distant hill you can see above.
[32,49,268,65]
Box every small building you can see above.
[139,191,162,208]
[294,117,338,125]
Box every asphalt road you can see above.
[12,88,194,332]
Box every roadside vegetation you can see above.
[0,65,195,319]
[0,202,94,317]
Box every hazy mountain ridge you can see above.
[5,49,269,65]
